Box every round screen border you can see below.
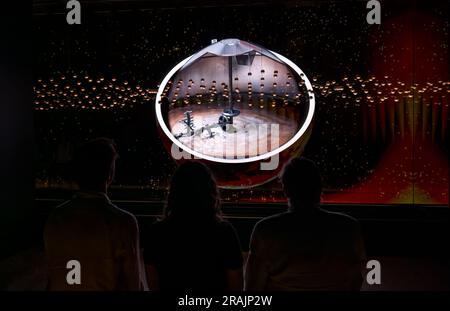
[155,50,316,164]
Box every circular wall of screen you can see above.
[156,38,315,188]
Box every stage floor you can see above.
[168,106,299,158]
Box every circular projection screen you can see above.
[155,38,315,164]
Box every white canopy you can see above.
[180,38,284,70]
[168,38,300,99]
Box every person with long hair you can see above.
[143,161,243,291]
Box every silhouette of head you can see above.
[165,161,220,222]
[73,138,118,192]
[280,157,322,209]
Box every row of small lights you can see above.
[34,74,157,111]
[163,70,310,109]
[315,76,450,106]
[34,73,449,111]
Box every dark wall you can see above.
[0,2,35,260]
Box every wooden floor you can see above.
[169,106,299,158]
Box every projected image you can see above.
[33,1,449,205]
[151,38,315,188]
[158,38,312,161]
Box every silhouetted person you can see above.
[44,138,145,290]
[143,161,243,291]
[245,157,365,291]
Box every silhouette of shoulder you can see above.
[108,204,139,236]
[45,194,138,238]
[252,208,360,237]
[318,209,359,225]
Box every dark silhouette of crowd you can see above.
[44,138,365,291]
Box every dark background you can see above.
[32,0,449,204]
[0,2,33,261]
[0,0,449,294]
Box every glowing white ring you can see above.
[155,50,315,164]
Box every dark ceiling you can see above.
[32,0,346,14]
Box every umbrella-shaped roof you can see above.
[180,38,283,70]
